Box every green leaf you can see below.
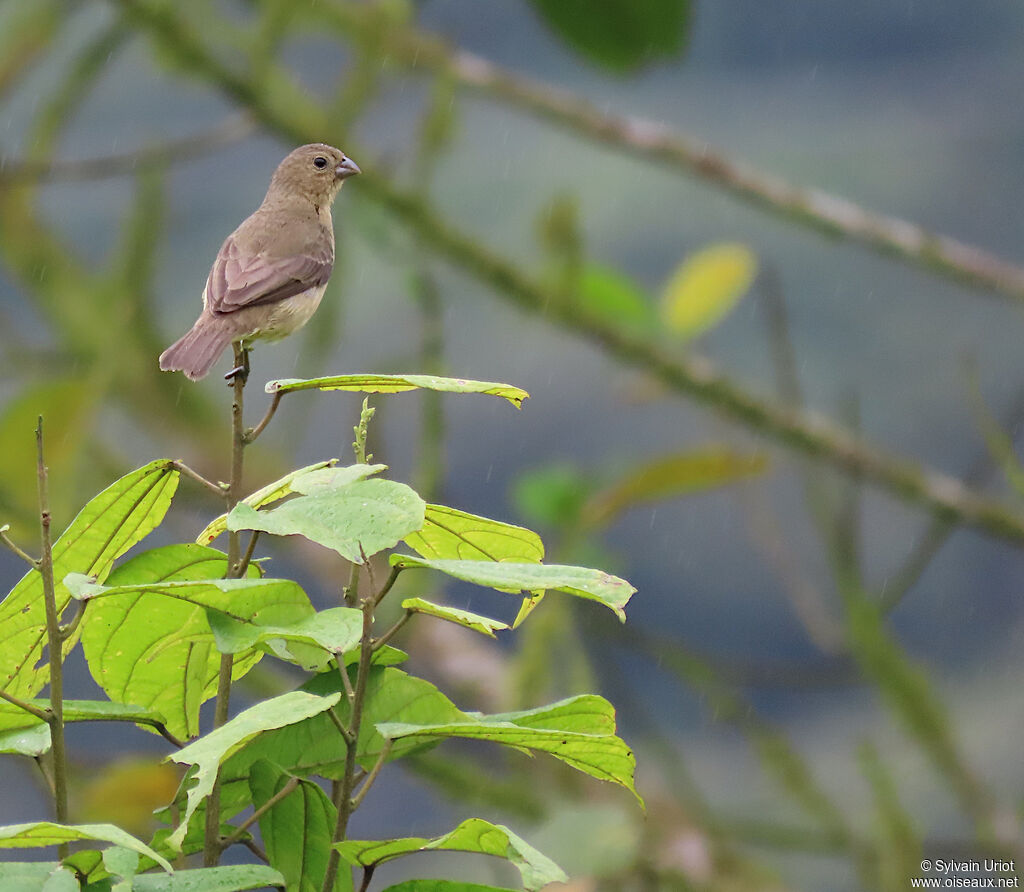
[405,504,544,563]
[577,264,656,335]
[0,724,50,756]
[390,555,635,621]
[167,691,341,849]
[228,477,425,563]
[661,242,758,339]
[584,448,769,525]
[377,695,640,803]
[249,760,352,892]
[208,606,363,671]
[129,866,287,891]
[0,862,68,892]
[336,818,566,892]
[401,598,509,638]
[74,544,303,739]
[266,374,529,408]
[102,845,139,879]
[196,458,343,545]
[512,464,592,530]
[527,0,691,72]
[0,822,171,872]
[381,883,518,892]
[0,460,178,698]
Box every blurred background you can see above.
[2,1,1024,889]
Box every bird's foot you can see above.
[224,364,249,385]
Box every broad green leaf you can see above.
[266,374,529,408]
[404,504,543,563]
[0,822,171,872]
[584,448,768,525]
[336,818,567,892]
[381,882,518,892]
[208,606,363,671]
[0,862,68,892]
[167,691,341,849]
[661,242,758,338]
[0,724,50,756]
[402,598,509,638]
[0,460,178,698]
[527,0,691,72]
[512,464,591,530]
[249,760,352,892]
[577,265,655,334]
[377,695,640,802]
[129,866,287,891]
[195,458,343,545]
[390,555,634,621]
[228,478,425,563]
[102,845,139,879]
[75,544,296,739]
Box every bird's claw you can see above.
[225,365,249,385]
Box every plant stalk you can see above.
[35,420,69,856]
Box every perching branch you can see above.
[0,525,38,567]
[35,419,69,857]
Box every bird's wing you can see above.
[205,233,334,315]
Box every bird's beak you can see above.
[335,157,361,180]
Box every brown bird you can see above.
[159,143,360,381]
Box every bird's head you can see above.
[267,143,361,208]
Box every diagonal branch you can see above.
[111,0,1024,547]
[319,2,1024,305]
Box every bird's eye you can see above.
[313,156,328,169]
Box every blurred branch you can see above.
[322,4,1024,304]
[0,114,255,184]
[112,0,1024,548]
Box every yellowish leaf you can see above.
[661,242,758,338]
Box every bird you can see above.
[159,143,360,381]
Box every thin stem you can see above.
[244,391,282,444]
[357,865,376,892]
[237,530,260,578]
[322,597,376,892]
[220,776,300,850]
[337,654,356,706]
[59,600,86,643]
[372,610,411,652]
[0,525,38,567]
[205,342,250,867]
[241,837,269,864]
[35,419,68,854]
[0,690,50,723]
[371,566,401,609]
[327,706,355,745]
[350,740,392,810]
[170,460,227,498]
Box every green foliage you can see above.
[0,822,171,872]
[0,461,178,699]
[266,374,529,408]
[336,818,568,891]
[526,0,692,72]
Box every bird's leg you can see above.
[224,342,251,384]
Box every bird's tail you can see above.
[159,318,235,381]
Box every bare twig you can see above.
[371,566,401,609]
[236,530,260,578]
[244,391,283,444]
[357,865,376,892]
[323,4,1024,304]
[0,525,38,567]
[0,690,50,723]
[0,114,255,184]
[372,610,411,652]
[351,740,392,810]
[220,776,300,850]
[205,342,250,867]
[170,460,227,499]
